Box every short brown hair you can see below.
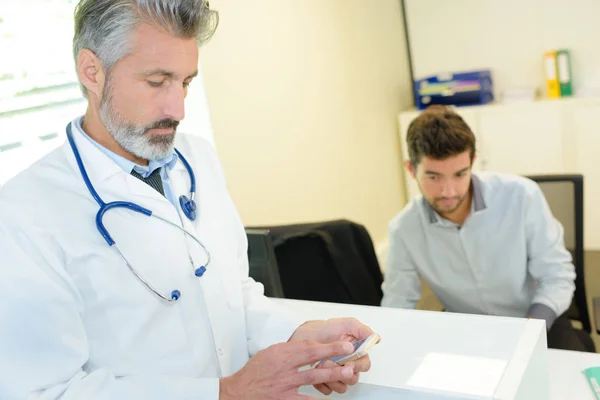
[406,106,476,166]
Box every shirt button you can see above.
[218,348,223,356]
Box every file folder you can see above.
[557,49,573,97]
[544,51,560,99]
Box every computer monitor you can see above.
[245,228,285,298]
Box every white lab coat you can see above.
[0,120,302,400]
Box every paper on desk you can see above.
[406,352,507,398]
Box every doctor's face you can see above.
[407,151,473,216]
[99,23,199,161]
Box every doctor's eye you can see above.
[147,81,164,87]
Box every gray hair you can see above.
[73,0,218,97]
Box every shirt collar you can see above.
[471,173,486,212]
[423,173,487,225]
[74,116,178,178]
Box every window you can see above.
[0,0,85,184]
[0,0,214,185]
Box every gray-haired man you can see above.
[0,1,375,399]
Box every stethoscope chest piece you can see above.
[179,195,197,221]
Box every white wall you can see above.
[405,0,600,98]
[200,0,413,244]
[178,69,215,147]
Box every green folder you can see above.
[557,49,573,97]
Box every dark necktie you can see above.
[131,167,165,196]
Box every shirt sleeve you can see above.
[524,182,576,320]
[527,303,557,330]
[381,220,422,309]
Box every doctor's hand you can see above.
[218,340,356,400]
[288,318,377,396]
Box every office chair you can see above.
[249,220,384,306]
[526,175,596,337]
[245,228,285,298]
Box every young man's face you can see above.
[99,23,199,160]
[407,151,474,215]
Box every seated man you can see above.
[381,106,594,352]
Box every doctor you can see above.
[0,1,376,399]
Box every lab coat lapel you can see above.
[169,150,234,376]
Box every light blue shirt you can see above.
[382,172,576,330]
[74,117,179,208]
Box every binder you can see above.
[557,49,573,97]
[544,51,560,99]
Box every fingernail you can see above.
[343,342,353,353]
[342,367,353,377]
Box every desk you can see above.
[276,298,548,399]
[548,349,600,399]
[275,298,600,399]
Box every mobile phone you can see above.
[317,333,380,366]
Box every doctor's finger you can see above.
[313,383,333,396]
[313,362,337,396]
[321,380,349,394]
[314,362,350,393]
[348,355,372,373]
[320,359,360,386]
[295,364,354,387]
[328,366,359,388]
[339,318,376,340]
[292,340,354,366]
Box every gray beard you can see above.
[99,97,176,161]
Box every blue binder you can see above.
[414,70,494,110]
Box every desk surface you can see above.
[548,349,600,399]
[275,299,600,399]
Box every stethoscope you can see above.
[66,123,210,303]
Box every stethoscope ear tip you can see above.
[194,266,207,277]
[171,290,181,301]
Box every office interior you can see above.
[2,0,600,398]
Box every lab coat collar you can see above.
[67,117,183,182]
[171,153,187,174]
[63,118,175,209]
[64,118,123,183]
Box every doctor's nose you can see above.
[163,87,186,122]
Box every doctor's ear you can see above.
[77,49,106,99]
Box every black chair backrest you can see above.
[526,174,590,333]
[251,220,384,306]
[246,228,285,298]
